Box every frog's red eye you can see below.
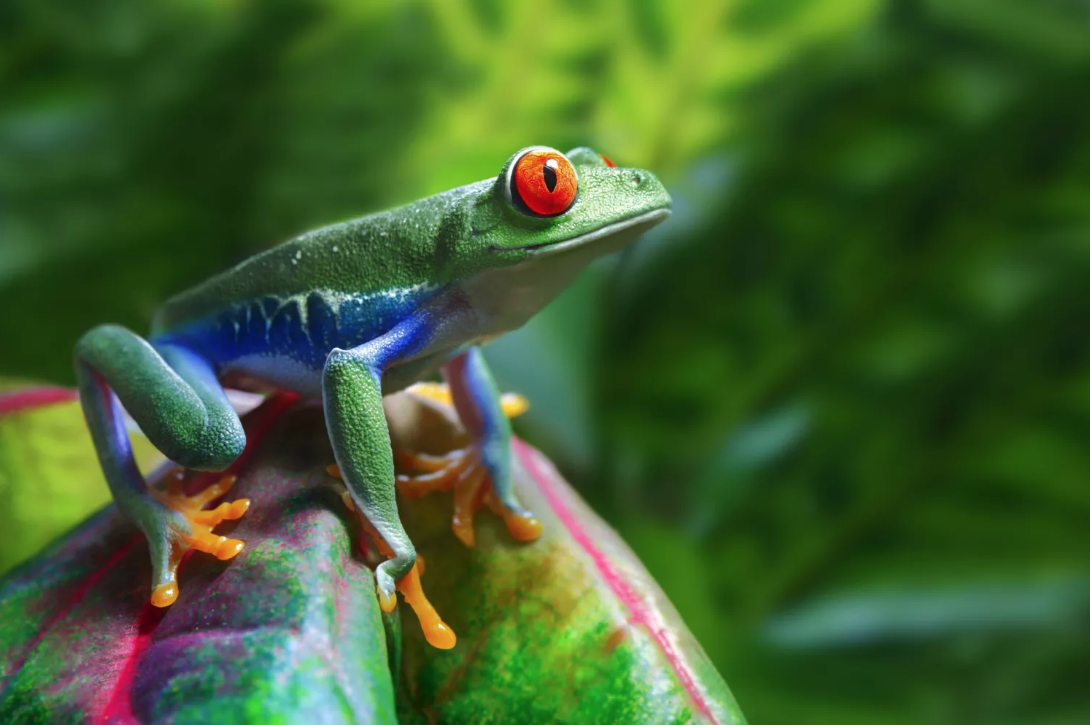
[601,154,616,168]
[511,149,578,217]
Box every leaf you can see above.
[0,390,743,723]
[0,395,397,724]
[383,394,744,724]
[0,386,162,576]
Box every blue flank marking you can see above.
[155,287,440,370]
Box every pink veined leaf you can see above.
[0,387,745,724]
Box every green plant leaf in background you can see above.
[0,386,160,575]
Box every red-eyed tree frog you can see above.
[75,146,671,649]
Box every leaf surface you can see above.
[0,395,396,725]
[385,394,744,725]
[0,390,743,724]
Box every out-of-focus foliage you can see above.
[0,401,111,575]
[0,387,159,574]
[601,3,1090,723]
[3,0,1090,722]
[0,0,868,382]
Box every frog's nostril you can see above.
[634,173,643,185]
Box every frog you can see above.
[75,145,671,649]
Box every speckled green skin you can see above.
[74,146,670,615]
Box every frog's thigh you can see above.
[77,326,244,473]
[152,342,246,469]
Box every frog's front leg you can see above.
[76,325,249,606]
[322,315,456,649]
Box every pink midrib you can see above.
[92,392,297,724]
[512,437,721,725]
[0,391,295,724]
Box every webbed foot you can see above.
[395,382,541,548]
[146,471,250,607]
[394,446,542,547]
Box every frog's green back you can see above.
[150,146,672,343]
[150,183,484,337]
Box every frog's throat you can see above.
[489,208,671,256]
[456,207,670,339]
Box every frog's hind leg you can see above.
[76,325,249,606]
[397,347,542,547]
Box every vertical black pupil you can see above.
[542,163,558,193]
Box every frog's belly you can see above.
[222,346,461,399]
[222,353,326,398]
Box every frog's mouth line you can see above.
[490,208,671,255]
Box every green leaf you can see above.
[0,387,160,575]
[383,394,743,724]
[0,390,743,723]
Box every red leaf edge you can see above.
[94,601,168,724]
[0,387,80,417]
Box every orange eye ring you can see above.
[508,148,578,217]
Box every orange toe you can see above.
[149,473,250,607]
[450,467,486,548]
[504,510,543,542]
[378,588,397,614]
[396,559,456,650]
[151,581,178,608]
[483,489,543,541]
[214,538,245,560]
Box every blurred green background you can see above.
[3,0,1090,722]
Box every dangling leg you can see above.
[397,347,541,547]
[322,316,455,650]
[76,325,248,606]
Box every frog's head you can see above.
[448,145,671,334]
[471,145,671,262]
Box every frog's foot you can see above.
[394,445,542,548]
[406,381,530,418]
[147,471,250,607]
[325,464,456,650]
[396,381,541,546]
